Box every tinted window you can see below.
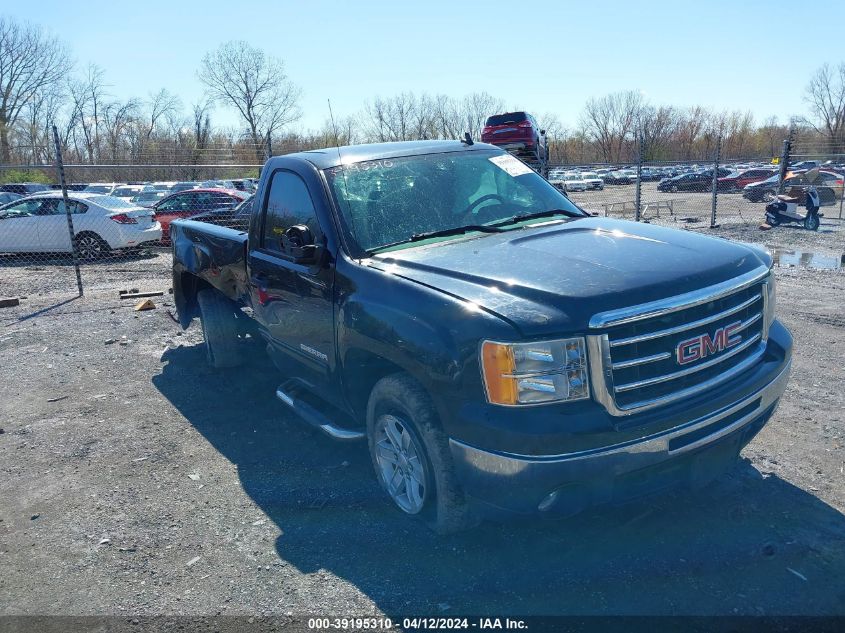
[209,193,238,207]
[157,194,190,211]
[261,171,319,252]
[0,198,47,216]
[486,112,527,126]
[42,199,88,215]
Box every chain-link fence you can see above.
[1,131,843,303]
[546,135,844,230]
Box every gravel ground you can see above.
[0,220,844,618]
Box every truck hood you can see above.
[367,217,770,337]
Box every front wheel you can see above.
[367,374,476,533]
[804,213,820,231]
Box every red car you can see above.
[717,168,777,192]
[152,188,248,243]
[480,111,548,162]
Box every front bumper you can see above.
[449,354,791,516]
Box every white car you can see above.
[0,192,161,259]
[579,171,605,190]
[561,172,587,192]
[82,182,119,195]
[111,184,148,199]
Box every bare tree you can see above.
[67,65,107,163]
[187,100,213,177]
[101,98,139,162]
[144,89,182,141]
[720,110,755,158]
[316,114,358,147]
[0,16,70,162]
[19,81,64,163]
[757,116,787,159]
[459,92,505,140]
[580,91,644,163]
[673,106,711,160]
[364,93,419,141]
[198,41,301,161]
[803,62,845,154]
[636,105,677,161]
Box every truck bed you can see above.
[170,219,251,324]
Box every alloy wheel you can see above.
[373,414,428,514]
[76,235,102,260]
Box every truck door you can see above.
[248,168,336,395]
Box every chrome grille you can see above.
[587,267,770,416]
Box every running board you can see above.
[275,384,365,441]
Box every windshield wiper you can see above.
[369,224,506,253]
[490,208,582,228]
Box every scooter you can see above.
[765,186,821,231]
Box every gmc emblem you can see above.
[676,321,743,365]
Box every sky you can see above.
[7,0,845,133]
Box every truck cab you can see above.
[171,141,792,533]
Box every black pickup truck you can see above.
[171,140,792,532]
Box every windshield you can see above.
[83,185,113,193]
[112,187,141,197]
[325,150,585,253]
[90,195,135,210]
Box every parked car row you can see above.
[0,178,256,258]
[0,193,161,259]
[742,169,844,206]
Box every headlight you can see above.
[480,338,590,406]
[763,273,776,340]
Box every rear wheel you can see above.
[196,289,243,368]
[367,374,477,534]
[74,233,110,261]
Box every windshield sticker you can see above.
[489,154,534,177]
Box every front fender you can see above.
[335,257,516,432]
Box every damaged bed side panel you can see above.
[170,219,250,328]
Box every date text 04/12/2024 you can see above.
[307,618,528,630]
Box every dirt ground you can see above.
[0,217,844,618]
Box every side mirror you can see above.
[280,224,322,265]
[540,129,546,135]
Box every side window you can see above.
[261,171,319,252]
[1,198,44,217]
[194,192,214,210]
[51,200,88,215]
[157,194,185,211]
[210,193,237,208]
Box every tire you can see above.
[804,213,820,231]
[74,232,110,261]
[367,373,476,534]
[670,185,678,193]
[766,214,780,227]
[196,289,244,368]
